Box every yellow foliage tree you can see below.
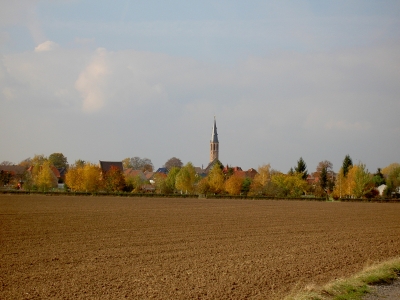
[382,163,400,177]
[175,162,196,194]
[36,161,58,191]
[332,168,345,199]
[249,164,271,195]
[271,172,306,198]
[196,177,210,195]
[65,166,84,191]
[224,174,244,195]
[208,164,225,194]
[83,164,102,192]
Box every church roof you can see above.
[211,117,219,143]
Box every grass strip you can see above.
[285,257,400,300]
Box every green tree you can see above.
[175,162,196,194]
[342,155,353,177]
[385,166,400,197]
[125,175,145,193]
[241,178,252,195]
[353,163,373,198]
[372,168,385,187]
[271,173,307,198]
[295,157,308,180]
[165,167,180,193]
[48,153,68,169]
[36,161,58,192]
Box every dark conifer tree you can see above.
[342,155,353,177]
[295,157,308,180]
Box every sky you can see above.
[1,0,399,173]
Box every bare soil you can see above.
[1,195,400,299]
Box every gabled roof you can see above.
[57,167,67,177]
[204,158,222,174]
[51,166,61,178]
[156,167,169,174]
[26,165,60,178]
[99,161,123,173]
[144,172,155,180]
[124,169,147,181]
[0,165,25,175]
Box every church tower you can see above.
[210,117,219,162]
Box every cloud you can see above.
[325,120,371,131]
[34,40,60,52]
[75,48,108,113]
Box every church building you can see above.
[210,117,219,162]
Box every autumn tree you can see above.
[271,172,307,198]
[249,164,272,195]
[196,177,210,195]
[154,173,168,194]
[384,165,400,197]
[208,163,225,194]
[353,163,373,198]
[125,175,145,193]
[314,160,334,197]
[18,158,32,169]
[36,161,58,191]
[65,166,84,191]
[164,157,183,170]
[225,174,244,195]
[48,153,68,169]
[295,157,308,180]
[0,170,12,185]
[103,166,126,192]
[82,164,102,192]
[123,157,153,172]
[31,154,47,166]
[175,162,196,194]
[165,167,180,193]
[74,159,86,168]
[342,155,353,177]
[381,163,400,177]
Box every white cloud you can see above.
[75,48,108,113]
[325,120,371,131]
[34,41,60,52]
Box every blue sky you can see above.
[1,1,399,173]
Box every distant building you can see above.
[210,116,219,162]
[99,161,123,174]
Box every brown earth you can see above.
[1,195,400,300]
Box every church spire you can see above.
[210,116,219,162]
[211,116,219,143]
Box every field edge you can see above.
[284,257,400,300]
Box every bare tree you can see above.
[0,161,14,166]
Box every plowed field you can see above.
[1,195,399,299]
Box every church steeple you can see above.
[210,117,219,162]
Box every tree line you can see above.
[1,153,399,198]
